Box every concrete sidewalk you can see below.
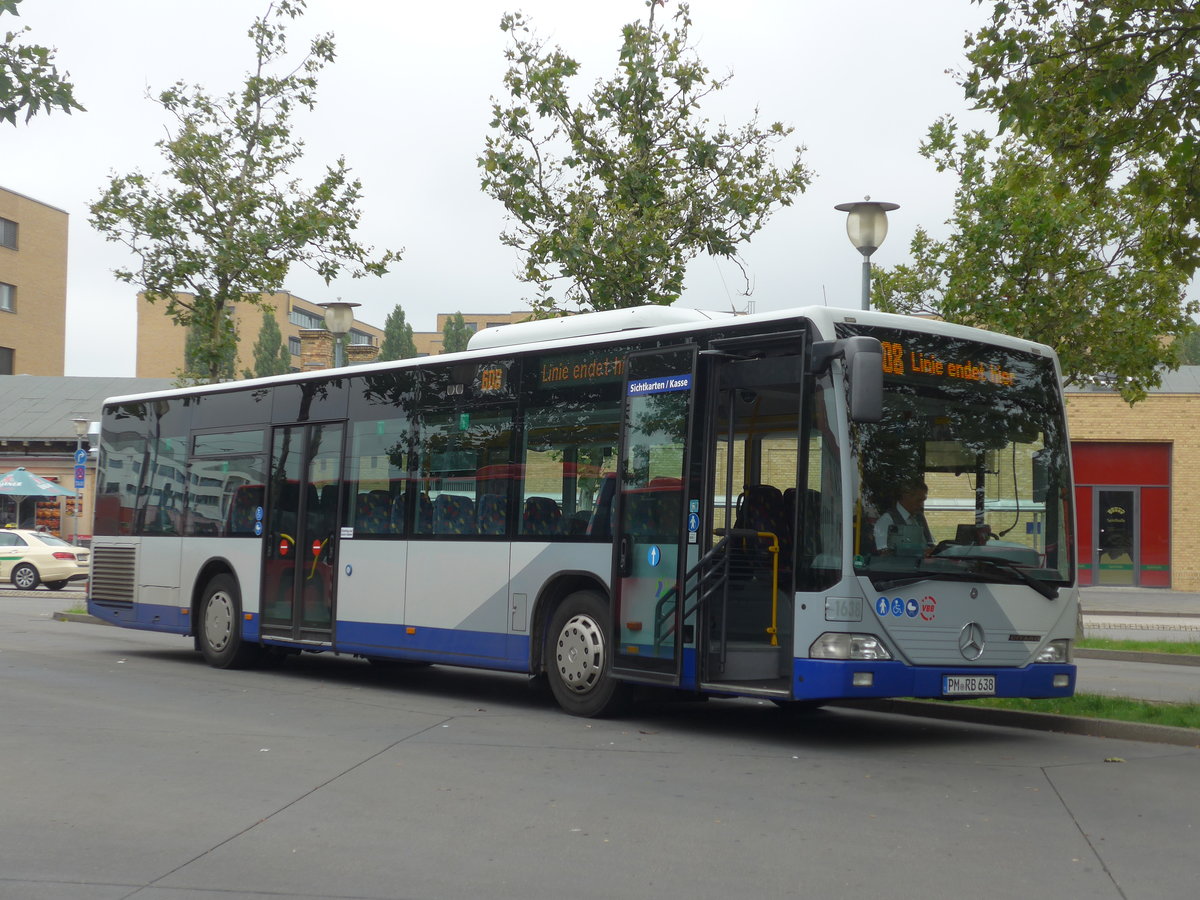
[1080,586,1200,643]
[1080,585,1200,617]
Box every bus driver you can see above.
[874,478,933,555]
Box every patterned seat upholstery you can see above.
[477,493,509,535]
[416,493,434,534]
[390,493,407,535]
[522,496,562,536]
[355,492,391,535]
[434,494,476,535]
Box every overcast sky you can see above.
[6,0,998,376]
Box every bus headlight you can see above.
[810,633,892,660]
[1035,639,1071,663]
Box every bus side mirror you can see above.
[843,337,882,423]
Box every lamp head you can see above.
[834,199,900,257]
[319,300,361,336]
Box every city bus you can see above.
[88,305,1077,716]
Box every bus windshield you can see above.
[843,325,1073,591]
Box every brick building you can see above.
[412,311,531,356]
[0,187,68,376]
[135,291,385,377]
[1066,368,1200,590]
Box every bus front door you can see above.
[261,422,345,643]
[703,350,803,692]
[610,346,697,686]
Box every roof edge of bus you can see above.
[99,306,1058,408]
[466,305,734,351]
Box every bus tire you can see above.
[198,574,257,669]
[544,590,630,718]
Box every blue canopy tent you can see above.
[0,467,76,528]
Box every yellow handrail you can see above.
[757,530,781,646]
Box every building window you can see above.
[0,218,16,250]
[0,346,12,375]
[0,283,13,312]
[288,336,301,356]
[348,329,374,346]
[288,307,324,329]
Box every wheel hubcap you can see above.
[14,567,35,589]
[555,613,604,694]
[205,591,234,651]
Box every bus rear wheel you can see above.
[544,590,629,718]
[198,574,258,669]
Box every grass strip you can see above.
[1078,637,1200,656]
[953,692,1200,730]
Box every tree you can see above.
[872,118,1196,403]
[963,0,1200,273]
[1,0,84,125]
[250,309,291,377]
[89,0,399,384]
[441,312,471,354]
[378,303,417,361]
[479,1,808,315]
[1176,329,1200,366]
[183,305,237,384]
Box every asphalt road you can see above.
[2,594,1198,900]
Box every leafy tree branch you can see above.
[479,1,808,314]
[89,0,399,383]
[0,0,83,125]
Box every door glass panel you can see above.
[1097,488,1135,586]
[263,428,304,630]
[303,424,342,629]
[614,349,693,677]
[262,423,343,637]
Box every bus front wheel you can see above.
[198,574,258,669]
[544,590,630,718]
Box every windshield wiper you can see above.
[866,557,1059,599]
[968,557,1059,600]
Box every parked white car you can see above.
[0,529,90,590]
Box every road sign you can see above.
[74,466,86,489]
[74,449,87,466]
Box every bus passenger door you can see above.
[610,347,696,685]
[261,422,345,643]
[703,349,803,690]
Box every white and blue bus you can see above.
[88,305,1077,716]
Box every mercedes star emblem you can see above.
[958,622,986,660]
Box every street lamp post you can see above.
[71,417,88,547]
[319,300,361,368]
[834,198,899,310]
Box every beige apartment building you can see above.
[135,291,385,377]
[0,187,68,376]
[412,311,531,356]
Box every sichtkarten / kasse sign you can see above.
[627,375,691,396]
